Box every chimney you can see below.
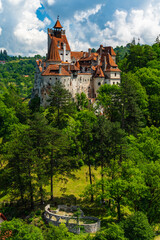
[104,56,106,71]
[59,65,62,74]
[83,52,86,58]
[88,48,91,56]
[100,44,103,56]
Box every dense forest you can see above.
[0,42,160,239]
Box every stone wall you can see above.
[44,204,100,234]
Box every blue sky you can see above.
[0,0,160,56]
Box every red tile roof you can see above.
[62,64,79,72]
[0,213,7,221]
[39,66,43,72]
[105,68,121,72]
[47,37,61,62]
[78,73,92,75]
[36,59,42,66]
[54,19,63,29]
[97,46,116,56]
[53,35,71,51]
[79,52,98,62]
[105,46,116,56]
[71,51,84,60]
[95,65,105,78]
[75,61,80,69]
[106,53,117,67]
[42,64,70,76]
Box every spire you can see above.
[48,37,61,62]
[53,16,63,29]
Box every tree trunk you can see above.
[50,149,54,201]
[101,163,104,203]
[89,164,94,202]
[38,177,44,205]
[27,161,34,209]
[16,163,25,205]
[117,198,121,222]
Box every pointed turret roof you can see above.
[95,65,104,78]
[54,17,63,29]
[48,37,61,62]
[75,61,80,69]
[106,53,117,68]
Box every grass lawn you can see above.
[45,165,101,200]
[0,165,101,204]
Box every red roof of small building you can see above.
[0,213,7,221]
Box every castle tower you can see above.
[47,17,71,63]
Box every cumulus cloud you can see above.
[66,0,160,51]
[1,0,160,56]
[63,4,104,51]
[47,0,55,6]
[74,4,103,22]
[101,2,160,46]
[0,0,51,56]
[0,0,2,12]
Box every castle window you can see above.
[115,73,117,76]
[98,82,101,86]
[50,78,52,80]
[113,82,115,85]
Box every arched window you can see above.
[98,82,101,86]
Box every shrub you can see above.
[94,224,127,240]
[123,212,154,240]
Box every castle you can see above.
[32,17,121,106]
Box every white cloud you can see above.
[47,0,55,6]
[74,4,103,22]
[0,0,51,56]
[0,0,3,12]
[7,0,23,5]
[69,0,160,50]
[1,0,160,56]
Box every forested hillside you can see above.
[0,50,43,98]
[0,43,160,239]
